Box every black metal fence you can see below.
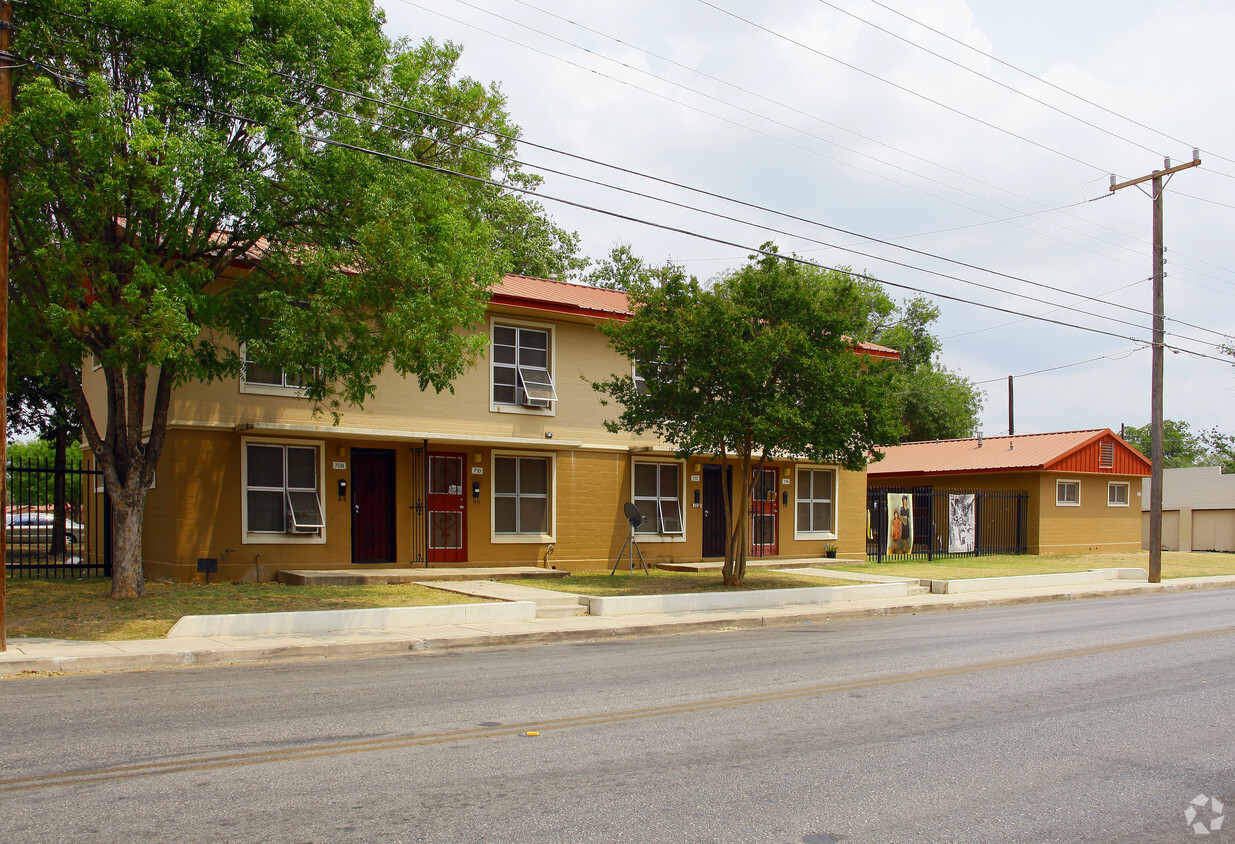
[5,457,110,579]
[867,486,1028,562]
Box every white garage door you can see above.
[1143,510,1180,551]
[1192,510,1235,552]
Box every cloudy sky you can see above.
[377,0,1235,440]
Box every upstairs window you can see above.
[243,345,307,391]
[493,325,557,409]
[1100,442,1115,468]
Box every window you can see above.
[1108,482,1129,507]
[1056,480,1080,506]
[796,468,835,536]
[1100,442,1114,468]
[242,345,307,391]
[245,443,324,535]
[493,455,552,537]
[632,462,684,537]
[492,325,557,408]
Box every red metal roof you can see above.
[869,429,1151,477]
[488,275,901,360]
[489,274,633,320]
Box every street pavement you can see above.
[4,570,1235,676]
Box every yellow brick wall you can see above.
[869,470,1144,556]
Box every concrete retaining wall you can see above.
[166,601,537,638]
[931,568,1148,595]
[587,582,910,617]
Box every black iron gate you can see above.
[867,486,1028,562]
[5,457,111,578]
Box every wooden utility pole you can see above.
[0,0,12,652]
[1007,375,1014,436]
[1110,152,1201,584]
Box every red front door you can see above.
[427,453,467,563]
[750,467,779,556]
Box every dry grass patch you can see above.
[4,578,485,642]
[518,568,859,597]
[833,551,1235,581]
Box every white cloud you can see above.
[379,0,1235,436]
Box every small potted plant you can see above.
[824,543,838,559]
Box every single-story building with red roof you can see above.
[868,429,1151,556]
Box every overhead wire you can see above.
[413,0,1235,293]
[860,0,1235,174]
[693,0,1110,173]
[973,345,1148,385]
[13,5,1234,359]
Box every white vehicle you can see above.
[5,512,84,547]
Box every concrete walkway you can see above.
[4,572,1235,677]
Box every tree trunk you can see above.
[110,490,147,599]
[721,456,753,587]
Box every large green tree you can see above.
[1,0,572,597]
[1120,420,1209,468]
[593,248,902,586]
[844,285,983,442]
[586,248,982,443]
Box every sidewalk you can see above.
[4,572,1235,676]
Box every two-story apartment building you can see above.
[85,274,894,582]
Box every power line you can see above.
[15,12,1232,360]
[974,345,1147,385]
[813,0,1170,160]
[694,0,1109,173]
[860,0,1235,172]
[404,0,1207,281]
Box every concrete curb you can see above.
[5,576,1235,677]
[166,601,537,638]
[929,568,1148,594]
[588,582,910,616]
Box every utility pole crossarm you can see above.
[1110,154,1201,192]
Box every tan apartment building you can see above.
[84,274,895,582]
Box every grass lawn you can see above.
[516,568,859,597]
[832,551,1235,580]
[3,578,485,642]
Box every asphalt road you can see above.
[2,591,1233,843]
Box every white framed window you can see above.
[492,452,555,542]
[1107,481,1130,507]
[491,322,557,412]
[632,461,685,540]
[242,439,326,544]
[240,344,309,395]
[795,467,836,538]
[1056,480,1080,506]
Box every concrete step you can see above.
[276,567,569,586]
[535,604,589,618]
[656,557,865,572]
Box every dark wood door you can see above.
[427,453,467,563]
[702,465,731,558]
[351,449,396,564]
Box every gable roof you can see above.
[487,274,901,359]
[489,274,633,321]
[869,429,1151,477]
